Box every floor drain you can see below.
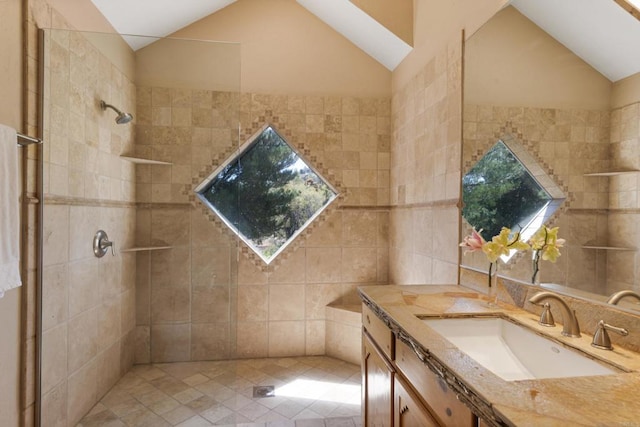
[253,385,275,398]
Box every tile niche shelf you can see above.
[583,170,640,177]
[120,246,172,253]
[120,155,172,165]
[581,245,636,251]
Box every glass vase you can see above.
[531,250,541,286]
[486,262,499,307]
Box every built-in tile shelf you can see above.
[120,246,172,253]
[583,170,640,177]
[120,155,172,165]
[581,245,636,251]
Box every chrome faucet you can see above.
[606,290,640,305]
[528,291,581,338]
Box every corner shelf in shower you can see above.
[583,170,640,177]
[120,246,173,253]
[581,245,635,251]
[120,155,172,165]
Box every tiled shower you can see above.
[37,25,391,426]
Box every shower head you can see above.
[100,100,133,125]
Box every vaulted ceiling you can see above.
[510,0,640,81]
[89,0,413,71]
[89,0,640,80]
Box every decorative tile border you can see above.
[184,110,346,273]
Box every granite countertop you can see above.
[359,284,640,427]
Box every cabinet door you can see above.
[363,331,393,427]
[395,376,439,427]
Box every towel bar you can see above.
[17,133,42,146]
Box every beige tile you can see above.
[42,264,68,331]
[121,407,171,427]
[151,209,191,246]
[97,341,122,399]
[151,324,191,363]
[268,321,305,357]
[69,206,100,261]
[237,285,268,322]
[305,284,344,320]
[152,87,172,107]
[41,380,67,427]
[121,329,136,375]
[268,248,306,284]
[121,289,136,335]
[67,307,98,374]
[98,296,121,353]
[68,259,100,318]
[99,259,122,303]
[269,284,305,321]
[67,360,98,426]
[305,213,342,248]
[42,323,67,395]
[192,286,230,323]
[43,204,69,266]
[325,321,361,365]
[306,320,325,356]
[191,247,231,287]
[135,326,151,364]
[237,320,270,357]
[306,248,342,284]
[191,323,230,361]
[238,253,268,285]
[150,248,191,323]
[341,248,377,283]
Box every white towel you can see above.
[0,124,22,297]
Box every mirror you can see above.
[462,1,640,308]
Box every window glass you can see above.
[196,125,337,263]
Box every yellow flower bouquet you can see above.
[460,227,529,305]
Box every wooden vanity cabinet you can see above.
[362,303,478,427]
[363,331,394,427]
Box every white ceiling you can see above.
[510,0,640,82]
[89,0,640,80]
[89,0,237,50]
[89,0,412,70]
[295,0,412,70]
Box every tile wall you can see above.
[607,102,640,294]
[462,104,611,293]
[134,88,391,363]
[389,36,463,284]
[32,18,138,427]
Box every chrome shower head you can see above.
[100,100,133,125]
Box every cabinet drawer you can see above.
[362,303,394,359]
[395,338,475,427]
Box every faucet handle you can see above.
[538,302,555,327]
[591,320,629,350]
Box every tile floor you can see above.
[78,356,362,427]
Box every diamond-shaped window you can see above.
[195,124,338,264]
[462,135,565,256]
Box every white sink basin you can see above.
[423,316,617,381]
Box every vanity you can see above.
[359,285,640,426]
